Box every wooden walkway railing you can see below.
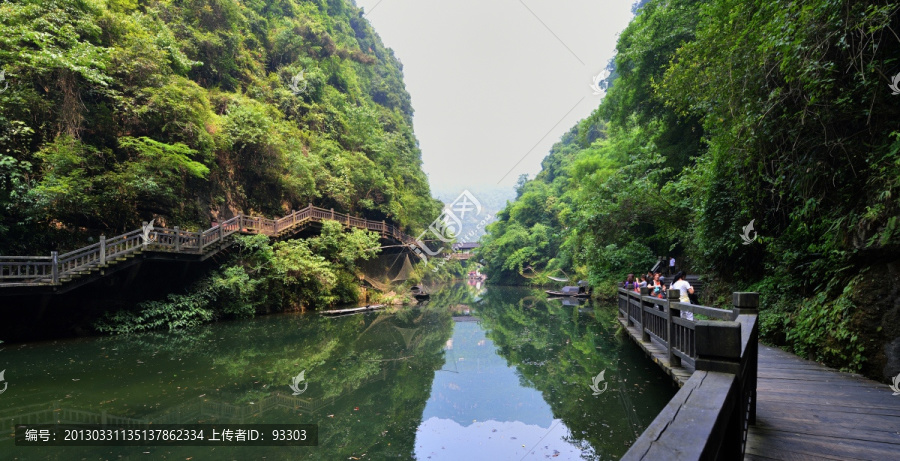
[618,287,759,460]
[0,205,415,288]
[618,287,738,374]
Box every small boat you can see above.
[410,285,430,302]
[545,287,590,298]
[545,281,592,298]
[321,304,385,316]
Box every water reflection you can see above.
[414,286,675,460]
[0,305,453,459]
[416,319,571,459]
[0,284,673,459]
[475,287,675,459]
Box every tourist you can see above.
[624,274,636,289]
[650,272,666,298]
[633,276,644,293]
[669,271,695,320]
[638,275,648,288]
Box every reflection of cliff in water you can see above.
[475,287,676,460]
[0,305,454,460]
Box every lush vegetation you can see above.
[0,0,441,255]
[478,0,900,379]
[95,222,380,333]
[0,0,450,333]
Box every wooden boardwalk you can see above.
[0,205,416,292]
[618,316,694,386]
[746,345,900,460]
[618,288,900,460]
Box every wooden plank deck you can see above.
[617,316,694,386]
[746,345,900,460]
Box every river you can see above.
[0,284,675,460]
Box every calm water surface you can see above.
[0,285,675,460]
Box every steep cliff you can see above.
[0,0,441,254]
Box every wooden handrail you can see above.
[0,205,413,287]
[621,289,759,460]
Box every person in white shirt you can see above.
[670,271,695,321]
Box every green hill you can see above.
[477,0,900,381]
[0,0,441,255]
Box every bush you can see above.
[95,228,382,333]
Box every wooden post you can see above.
[695,318,744,458]
[174,227,180,252]
[141,221,149,249]
[640,287,651,342]
[734,292,759,425]
[695,321,742,374]
[99,235,106,265]
[667,289,681,366]
[330,208,335,220]
[625,289,634,327]
[219,222,224,242]
[733,292,759,317]
[51,251,59,285]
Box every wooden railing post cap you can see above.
[695,320,742,360]
[733,292,759,309]
[667,289,680,300]
[639,287,650,296]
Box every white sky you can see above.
[355,0,636,191]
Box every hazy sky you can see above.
[354,0,636,191]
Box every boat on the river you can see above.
[321,304,386,316]
[410,285,430,302]
[545,281,592,298]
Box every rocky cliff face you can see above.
[851,261,900,381]
[0,0,441,255]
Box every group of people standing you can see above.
[623,272,667,295]
[623,271,696,320]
